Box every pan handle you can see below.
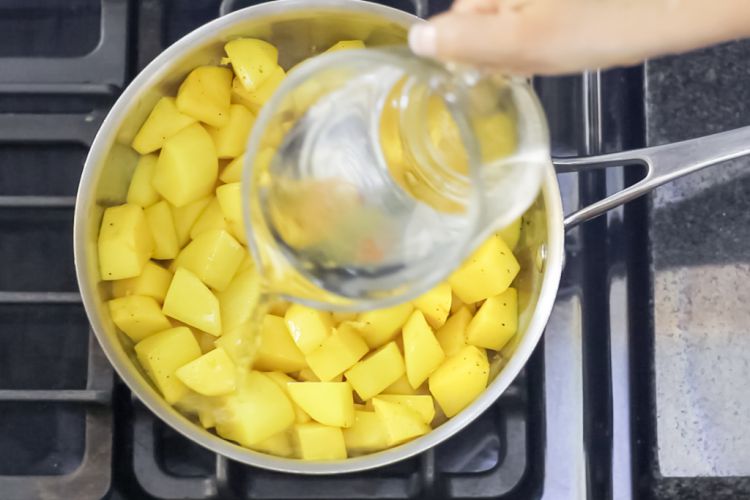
[554,125,750,230]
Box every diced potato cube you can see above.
[412,282,452,329]
[250,431,294,457]
[231,66,285,113]
[207,104,255,159]
[497,217,522,250]
[402,310,445,389]
[153,123,218,207]
[372,397,430,446]
[294,423,347,460]
[215,371,295,446]
[217,267,261,332]
[448,235,519,303]
[450,292,478,314]
[198,406,215,429]
[435,306,472,356]
[215,182,242,223]
[135,326,202,404]
[98,204,153,280]
[144,200,180,259]
[193,330,217,354]
[175,347,236,396]
[171,196,211,247]
[219,153,245,184]
[296,367,337,382]
[112,261,172,303]
[131,97,197,154]
[126,155,160,207]
[190,197,229,239]
[108,295,172,342]
[332,311,357,324]
[173,229,245,291]
[345,341,405,401]
[254,315,307,373]
[356,303,413,349]
[287,382,354,427]
[214,321,256,368]
[162,268,221,336]
[465,288,517,351]
[176,66,233,127]
[428,345,489,417]
[265,371,311,423]
[325,40,366,52]
[376,394,435,424]
[284,304,333,354]
[342,410,388,453]
[382,374,421,396]
[225,38,279,91]
[305,323,369,381]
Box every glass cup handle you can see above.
[554,125,750,230]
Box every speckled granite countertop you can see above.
[646,40,750,497]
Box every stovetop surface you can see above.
[0,1,748,499]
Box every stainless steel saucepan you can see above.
[74,0,750,474]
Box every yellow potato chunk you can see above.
[190,197,229,239]
[175,347,236,396]
[173,229,245,292]
[152,123,218,207]
[382,374,421,396]
[219,153,245,184]
[332,311,357,324]
[497,217,522,250]
[207,104,255,159]
[250,431,294,457]
[193,330,217,354]
[135,326,202,404]
[176,66,233,127]
[345,341,405,401]
[98,204,153,280]
[213,321,256,368]
[254,315,307,373]
[231,66,285,113]
[144,200,180,259]
[305,323,369,381]
[198,406,215,429]
[112,261,172,303]
[465,288,518,351]
[131,96,197,154]
[225,38,279,91]
[284,304,333,354]
[171,196,211,247]
[376,394,435,424]
[215,182,242,223]
[402,310,445,389]
[217,267,261,332]
[126,154,160,207]
[265,371,311,423]
[287,382,354,427]
[108,295,172,342]
[294,423,347,460]
[357,302,413,349]
[429,345,489,417]
[342,410,388,453]
[372,398,430,446]
[215,371,295,446]
[325,40,366,52]
[412,282,452,329]
[162,268,221,336]
[448,234,519,303]
[435,306,472,356]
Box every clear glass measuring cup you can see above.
[242,47,550,311]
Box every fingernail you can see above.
[409,23,437,57]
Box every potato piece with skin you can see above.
[284,304,333,354]
[171,196,211,247]
[219,153,245,184]
[435,306,472,357]
[231,66,285,113]
[253,315,307,373]
[225,38,279,91]
[112,261,172,303]
[343,410,388,453]
[497,217,522,250]
[173,229,245,292]
[448,234,520,304]
[402,310,445,389]
[109,295,172,342]
[287,382,354,427]
[215,371,295,446]
[325,40,365,52]
[144,200,180,259]
[190,197,229,239]
[376,394,435,424]
[250,431,294,457]
[372,398,430,446]
[429,345,489,417]
[294,423,347,460]
[176,66,233,127]
[305,322,369,381]
[135,327,202,404]
[175,347,236,396]
[153,123,218,207]
[345,341,405,401]
[207,104,255,159]
[131,97,197,154]
[356,302,413,349]
[98,204,153,280]
[412,282,452,329]
[162,268,222,336]
[217,267,261,333]
[465,288,518,351]
[264,371,311,424]
[126,155,160,207]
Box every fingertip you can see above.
[408,23,437,57]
